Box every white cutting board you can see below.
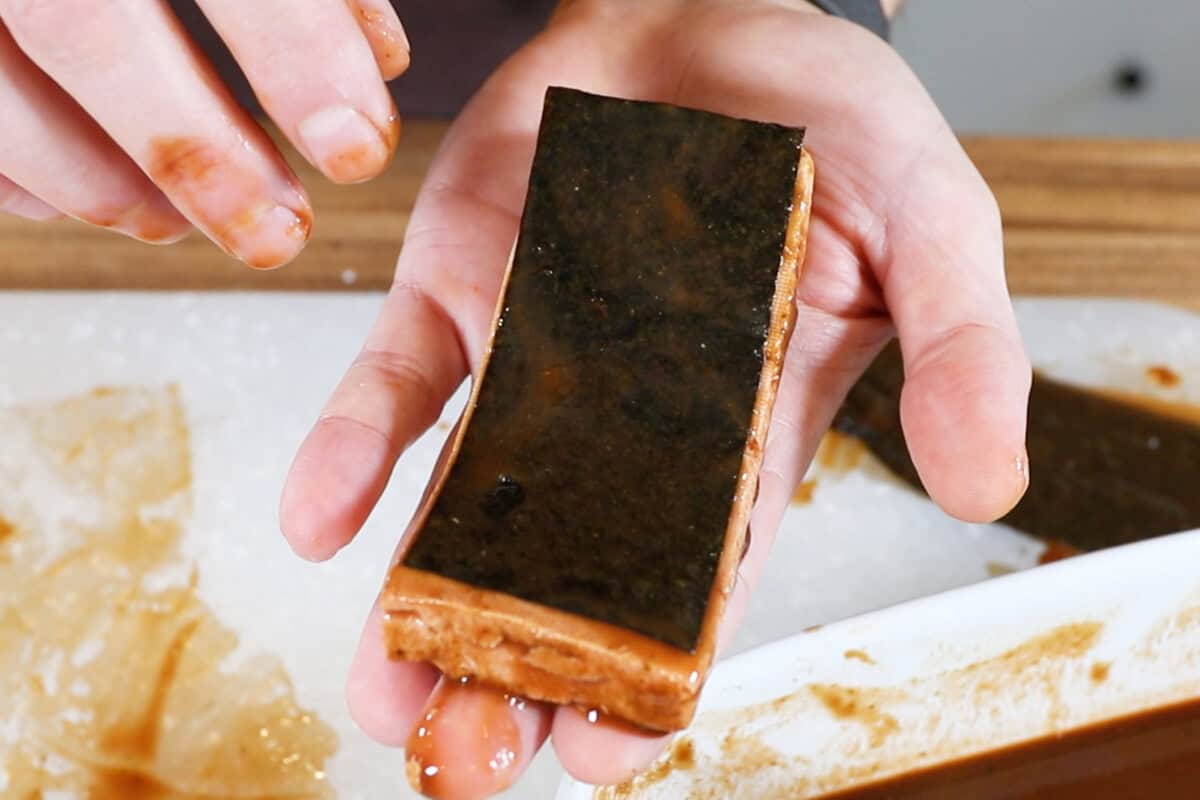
[0,293,1197,799]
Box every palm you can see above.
[282,2,1031,794]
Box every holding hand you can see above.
[283,1,1031,796]
[0,0,408,267]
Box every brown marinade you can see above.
[402,87,805,651]
[834,341,1200,551]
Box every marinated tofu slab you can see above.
[835,341,1200,552]
[383,87,814,732]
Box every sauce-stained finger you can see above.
[0,23,189,241]
[196,0,401,185]
[0,0,310,268]
[405,677,552,800]
[346,0,411,80]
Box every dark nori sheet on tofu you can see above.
[402,87,805,651]
[834,341,1200,551]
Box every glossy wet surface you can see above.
[0,387,336,799]
[403,88,805,651]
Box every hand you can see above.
[282,0,1032,795]
[0,0,408,268]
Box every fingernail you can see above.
[1,190,62,222]
[299,105,393,184]
[219,202,312,270]
[1014,448,1030,495]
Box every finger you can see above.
[346,0,411,80]
[880,158,1032,523]
[0,23,189,241]
[280,284,467,561]
[405,677,552,799]
[1,0,311,268]
[552,710,672,786]
[346,603,440,747]
[0,175,62,221]
[195,0,401,184]
[280,76,532,561]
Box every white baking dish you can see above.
[558,528,1200,798]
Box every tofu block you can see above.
[382,87,814,732]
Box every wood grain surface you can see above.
[2,125,1199,310]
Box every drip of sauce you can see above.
[0,387,336,799]
[405,678,523,800]
[1038,540,1082,565]
[792,479,819,505]
[844,649,876,665]
[1145,364,1182,389]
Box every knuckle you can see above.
[350,348,439,418]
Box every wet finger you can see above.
[405,676,553,800]
[346,603,441,747]
[0,0,310,267]
[0,22,189,241]
[195,0,401,184]
[346,0,411,80]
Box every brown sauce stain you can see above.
[599,737,695,797]
[596,621,1111,798]
[405,678,522,799]
[0,387,336,799]
[147,137,224,190]
[671,737,696,769]
[986,562,1019,577]
[811,685,899,747]
[1090,662,1111,683]
[0,513,13,544]
[962,622,1103,682]
[720,729,790,775]
[1146,364,1182,389]
[354,5,410,76]
[792,479,819,505]
[145,136,311,268]
[1038,540,1082,565]
[816,431,866,474]
[324,141,389,184]
[844,649,877,665]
